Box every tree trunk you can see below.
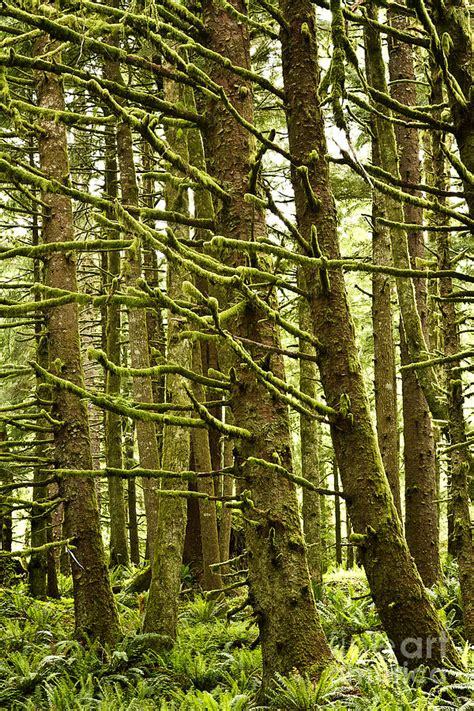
[370,158,401,517]
[35,33,119,644]
[387,6,441,587]
[29,176,49,599]
[103,30,160,562]
[124,420,140,565]
[183,477,204,581]
[219,436,234,566]
[202,0,332,687]
[191,342,222,592]
[334,462,342,567]
[143,75,191,641]
[103,123,129,568]
[429,78,474,640]
[363,4,445,423]
[299,277,323,585]
[417,0,474,220]
[279,0,458,668]
[0,423,13,565]
[346,509,354,570]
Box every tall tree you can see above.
[429,75,474,640]
[34,32,119,644]
[371,136,401,518]
[201,0,333,687]
[103,43,160,563]
[387,6,441,586]
[143,73,192,641]
[278,0,457,668]
[103,122,129,568]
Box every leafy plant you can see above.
[0,570,472,710]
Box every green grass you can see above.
[0,566,472,709]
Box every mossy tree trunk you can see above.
[124,419,140,565]
[103,122,129,568]
[103,24,159,563]
[430,96,474,640]
[279,0,458,668]
[141,139,166,463]
[370,149,401,517]
[334,462,343,567]
[186,115,222,591]
[191,342,222,592]
[35,33,119,644]
[387,6,441,587]
[363,4,445,423]
[299,272,323,585]
[219,436,234,566]
[416,0,474,220]
[0,423,13,561]
[29,173,49,599]
[143,75,192,641]
[202,0,332,688]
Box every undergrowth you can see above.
[0,565,472,709]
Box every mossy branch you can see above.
[30,361,208,430]
[0,238,132,262]
[0,538,73,559]
[89,347,230,390]
[207,235,473,283]
[400,350,474,371]
[245,457,347,497]
[185,387,254,441]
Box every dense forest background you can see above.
[0,0,472,707]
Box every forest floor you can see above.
[0,564,472,709]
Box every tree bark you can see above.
[299,275,323,585]
[191,343,222,592]
[143,75,192,641]
[414,0,474,220]
[370,154,401,517]
[387,6,441,587]
[124,419,140,565]
[219,436,234,567]
[29,173,49,599]
[363,4,445,423]
[103,27,160,562]
[35,33,119,644]
[103,123,129,568]
[202,0,332,688]
[334,462,342,567]
[429,76,474,640]
[279,0,458,668]
[0,423,13,564]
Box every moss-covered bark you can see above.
[201,0,332,688]
[103,43,160,561]
[299,281,323,584]
[187,113,230,577]
[143,73,192,641]
[124,420,140,564]
[387,6,440,587]
[371,145,401,518]
[279,0,458,668]
[430,99,474,640]
[29,186,49,599]
[363,4,445,423]
[103,122,129,568]
[0,423,13,563]
[413,0,474,220]
[35,31,119,644]
[191,342,222,592]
